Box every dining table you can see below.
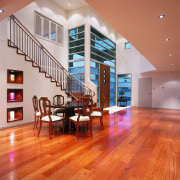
[50,101,78,132]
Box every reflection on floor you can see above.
[104,106,130,114]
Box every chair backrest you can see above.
[77,95,93,117]
[53,95,64,106]
[32,95,39,112]
[39,97,51,117]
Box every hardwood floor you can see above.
[0,107,180,180]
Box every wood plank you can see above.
[0,107,180,179]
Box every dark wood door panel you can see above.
[100,64,110,107]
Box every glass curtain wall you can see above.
[90,26,116,106]
[68,26,85,82]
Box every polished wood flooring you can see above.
[0,107,180,180]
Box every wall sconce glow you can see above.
[10,111,15,120]
[10,92,15,101]
[158,14,165,19]
[10,74,15,81]
[0,9,5,13]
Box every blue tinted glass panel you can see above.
[110,92,115,96]
[90,67,99,74]
[110,101,115,106]
[124,92,131,96]
[127,101,131,106]
[69,67,84,73]
[110,73,116,78]
[73,74,84,80]
[90,74,99,80]
[91,80,99,86]
[110,97,115,101]
[125,42,131,49]
[118,82,131,88]
[69,61,84,67]
[69,53,84,60]
[124,96,131,101]
[110,68,115,73]
[90,61,99,68]
[69,29,76,36]
[110,78,115,82]
[97,92,99,98]
[110,87,115,92]
[118,87,131,91]
[110,82,116,87]
[118,78,131,83]
[51,33,55,41]
[104,61,115,67]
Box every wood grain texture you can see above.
[0,107,180,180]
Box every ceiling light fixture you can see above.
[0,9,5,13]
[169,54,172,57]
[158,14,165,19]
[68,3,71,8]
[165,38,169,42]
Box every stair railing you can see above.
[9,15,95,100]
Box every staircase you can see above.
[8,15,95,101]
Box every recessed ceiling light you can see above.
[169,54,172,57]
[0,9,5,13]
[165,38,169,42]
[171,64,174,66]
[68,3,71,7]
[159,14,165,19]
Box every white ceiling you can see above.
[85,0,180,72]
[1,0,180,72]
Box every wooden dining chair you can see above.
[91,97,105,130]
[69,95,93,139]
[38,97,65,139]
[32,95,41,130]
[53,95,65,116]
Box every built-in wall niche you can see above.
[7,69,23,83]
[7,107,23,122]
[7,89,23,102]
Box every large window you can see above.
[35,12,63,44]
[68,25,85,82]
[90,27,116,106]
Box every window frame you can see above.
[35,11,63,45]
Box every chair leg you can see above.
[33,115,37,130]
[62,120,64,133]
[69,120,71,134]
[37,121,42,137]
[90,121,92,137]
[49,122,52,139]
[36,117,39,128]
[77,123,79,139]
[100,117,104,129]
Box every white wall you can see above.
[116,35,180,109]
[141,72,180,109]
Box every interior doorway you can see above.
[117,74,132,106]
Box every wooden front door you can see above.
[100,64,110,107]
